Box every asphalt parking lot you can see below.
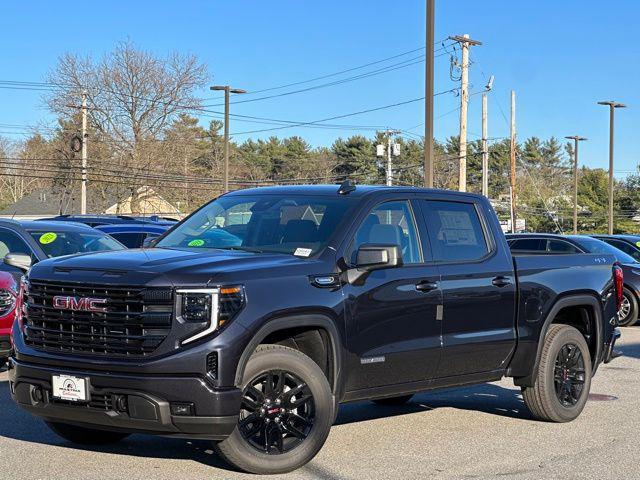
[1,328,638,480]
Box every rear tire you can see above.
[522,324,592,423]
[214,344,334,475]
[45,421,130,445]
[372,394,414,406]
[617,288,638,327]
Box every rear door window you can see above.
[421,201,490,262]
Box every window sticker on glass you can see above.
[187,239,205,247]
[437,211,477,245]
[39,232,58,244]
[636,241,640,248]
[294,247,313,257]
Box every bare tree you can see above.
[47,40,208,212]
[0,135,54,207]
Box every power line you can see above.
[203,40,452,98]
[230,88,460,136]
[203,51,451,108]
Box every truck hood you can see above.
[28,247,323,287]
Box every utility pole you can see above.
[210,85,247,192]
[81,90,88,215]
[377,130,401,186]
[424,0,435,188]
[510,91,517,233]
[449,34,482,192]
[565,136,587,234]
[481,93,489,197]
[598,101,626,234]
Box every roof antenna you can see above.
[337,179,356,195]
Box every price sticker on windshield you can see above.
[294,248,312,257]
[188,239,205,247]
[39,232,58,244]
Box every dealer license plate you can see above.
[51,375,88,402]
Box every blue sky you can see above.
[0,0,638,176]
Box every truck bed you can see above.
[507,252,618,381]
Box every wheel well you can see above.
[260,327,335,391]
[551,305,597,362]
[623,284,638,299]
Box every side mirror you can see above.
[356,244,403,271]
[346,244,403,285]
[4,253,32,272]
[142,235,158,248]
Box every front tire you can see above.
[522,324,592,423]
[45,421,130,445]
[214,345,334,475]
[617,287,638,327]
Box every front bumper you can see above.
[8,357,241,440]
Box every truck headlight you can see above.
[176,286,244,345]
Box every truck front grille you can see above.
[24,280,173,357]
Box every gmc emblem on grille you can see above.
[52,296,108,313]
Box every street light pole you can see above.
[210,85,247,192]
[565,135,587,234]
[598,101,626,234]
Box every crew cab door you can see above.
[342,199,442,391]
[417,196,517,378]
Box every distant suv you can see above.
[9,185,620,474]
[592,234,640,262]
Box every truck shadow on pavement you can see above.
[335,382,530,426]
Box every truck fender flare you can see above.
[524,294,603,386]
[234,314,343,394]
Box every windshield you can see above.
[156,194,357,256]
[28,230,125,258]
[575,236,638,264]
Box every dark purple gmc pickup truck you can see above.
[7,184,621,474]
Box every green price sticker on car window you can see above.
[188,239,205,247]
[39,232,58,244]
[636,241,640,248]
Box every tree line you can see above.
[0,41,638,233]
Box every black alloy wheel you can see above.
[553,343,586,407]
[239,370,315,455]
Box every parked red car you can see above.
[0,271,18,364]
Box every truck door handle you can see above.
[415,280,438,292]
[492,276,512,288]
